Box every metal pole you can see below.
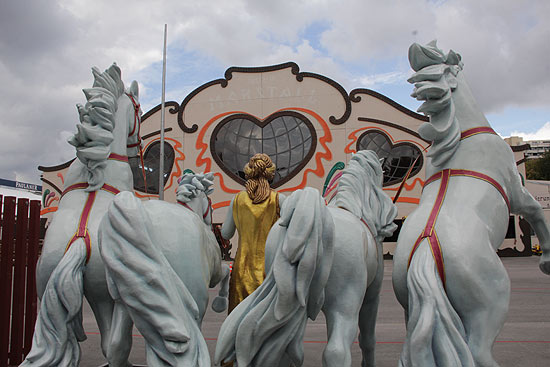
[159,24,167,200]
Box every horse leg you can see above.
[323,307,361,367]
[456,272,509,367]
[463,304,508,367]
[107,301,134,367]
[510,182,550,274]
[212,263,230,313]
[85,295,115,363]
[323,277,364,367]
[357,265,383,367]
[447,247,510,367]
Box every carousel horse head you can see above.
[331,150,398,241]
[68,63,142,190]
[408,40,464,167]
[176,172,215,226]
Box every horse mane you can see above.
[68,63,125,191]
[176,172,215,203]
[408,40,463,167]
[331,150,397,240]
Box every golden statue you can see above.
[221,153,285,313]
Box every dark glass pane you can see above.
[211,114,315,186]
[131,141,174,194]
[357,130,423,187]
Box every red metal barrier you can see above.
[0,196,41,366]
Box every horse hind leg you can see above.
[323,308,361,367]
[357,275,383,367]
[212,263,230,313]
[448,253,510,367]
[323,284,365,367]
[464,306,508,367]
[85,294,116,363]
[107,301,134,367]
[86,291,135,367]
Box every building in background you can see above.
[40,62,538,257]
[505,136,550,159]
[0,178,42,200]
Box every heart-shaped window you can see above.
[210,112,317,188]
[131,141,174,193]
[357,130,423,187]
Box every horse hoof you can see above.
[212,296,228,313]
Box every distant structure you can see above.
[38,62,544,257]
[0,178,42,200]
[0,178,42,194]
[505,136,550,159]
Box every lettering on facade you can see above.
[209,87,317,112]
[15,182,40,191]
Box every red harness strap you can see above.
[63,183,121,263]
[125,93,148,193]
[62,182,121,197]
[65,191,97,264]
[178,196,212,222]
[423,169,511,211]
[407,126,507,288]
[460,126,497,140]
[360,218,375,239]
[61,153,127,197]
[61,155,124,262]
[178,200,193,211]
[408,170,450,287]
[107,153,129,163]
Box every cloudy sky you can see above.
[1,0,549,184]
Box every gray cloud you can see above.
[1,0,548,183]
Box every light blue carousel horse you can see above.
[22,64,142,367]
[392,41,550,367]
[215,150,398,367]
[98,172,230,367]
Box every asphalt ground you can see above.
[78,256,550,366]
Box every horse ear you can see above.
[447,50,461,66]
[129,80,139,98]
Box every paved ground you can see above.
[78,256,550,366]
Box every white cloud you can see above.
[509,122,550,141]
[1,0,549,182]
[356,71,410,89]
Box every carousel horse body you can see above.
[215,150,398,367]
[392,41,550,367]
[98,173,230,367]
[22,64,142,366]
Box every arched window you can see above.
[210,112,317,188]
[131,141,175,194]
[357,130,423,186]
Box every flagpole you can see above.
[159,24,167,200]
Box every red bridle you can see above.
[178,196,213,224]
[125,93,148,193]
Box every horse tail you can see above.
[21,241,88,366]
[98,191,210,367]
[400,243,474,367]
[215,187,335,367]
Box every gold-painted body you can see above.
[228,190,279,313]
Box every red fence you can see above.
[0,196,41,366]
